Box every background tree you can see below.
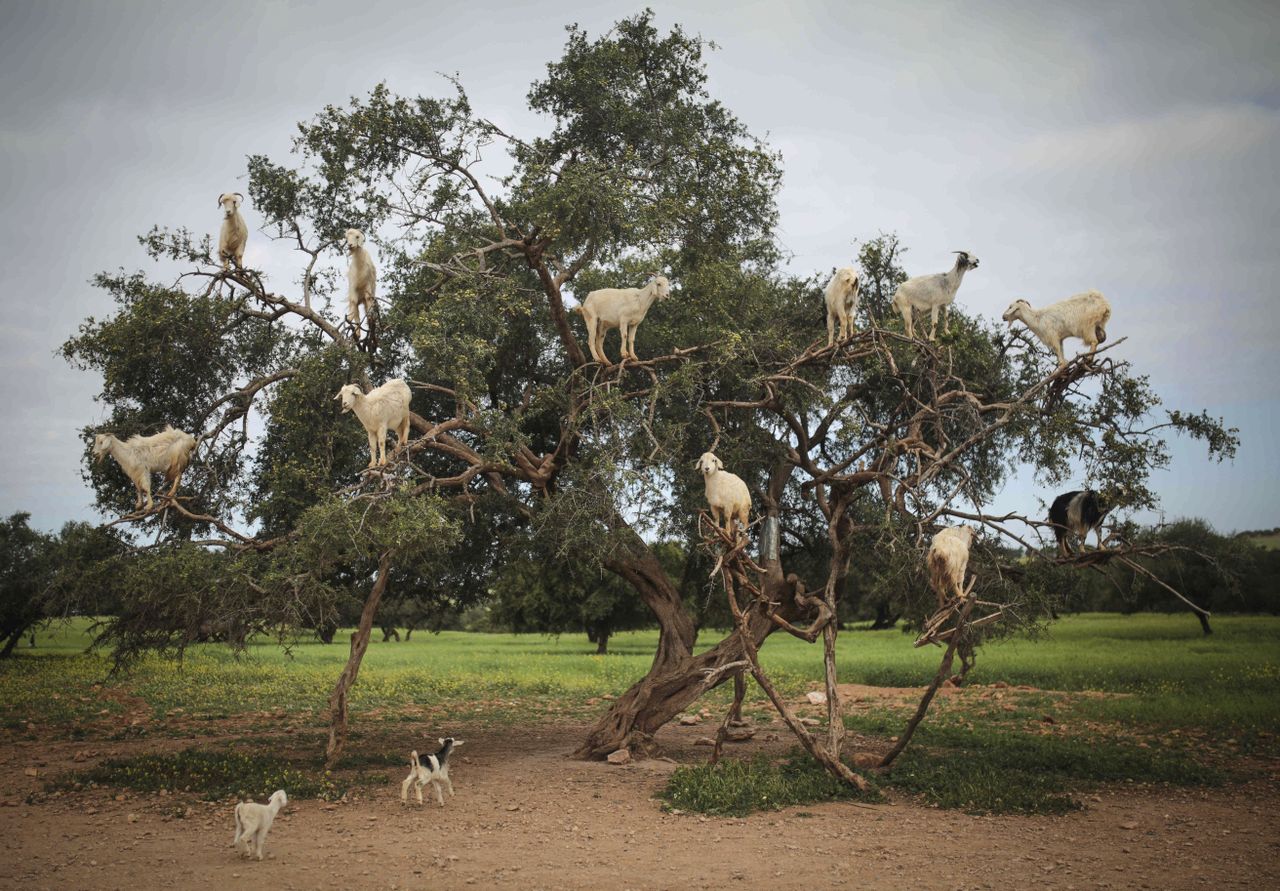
[0,514,53,657]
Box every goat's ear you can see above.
[439,737,446,746]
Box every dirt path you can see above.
[2,722,1277,890]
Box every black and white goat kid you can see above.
[1048,490,1116,556]
[400,738,464,806]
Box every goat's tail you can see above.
[232,805,243,846]
[409,750,420,770]
[1095,324,1107,345]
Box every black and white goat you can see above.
[1048,490,1116,555]
[400,737,463,807]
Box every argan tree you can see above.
[62,12,1235,771]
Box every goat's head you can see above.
[439,737,465,748]
[956,524,977,545]
[269,789,288,809]
[648,274,672,300]
[953,250,979,271]
[334,383,363,412]
[345,228,366,252]
[91,433,113,462]
[695,451,724,476]
[1002,299,1031,324]
[836,267,858,289]
[217,193,243,217]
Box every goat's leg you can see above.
[617,321,631,362]
[443,770,455,798]
[377,424,389,465]
[365,430,378,468]
[400,772,415,803]
[901,305,914,339]
[254,829,265,861]
[943,304,951,333]
[826,311,835,347]
[928,306,939,341]
[433,779,445,807]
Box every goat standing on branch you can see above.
[927,525,977,609]
[892,250,979,340]
[824,266,861,347]
[1003,290,1111,366]
[697,451,751,541]
[345,228,377,343]
[92,426,198,512]
[335,379,411,468]
[217,193,248,270]
[1048,489,1116,555]
[578,274,671,364]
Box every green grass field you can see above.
[5,614,1278,815]
[3,613,1277,737]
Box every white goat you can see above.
[232,789,287,861]
[927,525,976,609]
[824,266,861,347]
[579,275,671,364]
[92,426,198,511]
[1002,290,1111,366]
[892,251,980,341]
[217,193,248,270]
[345,228,377,336]
[696,452,751,539]
[400,738,463,807]
[335,378,412,468]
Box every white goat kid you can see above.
[92,426,198,511]
[824,266,861,347]
[217,193,248,270]
[335,379,412,468]
[579,275,671,364]
[1001,290,1111,366]
[345,228,377,337]
[232,789,287,861]
[927,525,976,609]
[892,251,980,341]
[400,738,463,807]
[696,452,751,540]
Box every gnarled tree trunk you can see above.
[325,551,393,768]
[575,536,804,758]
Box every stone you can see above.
[678,714,702,726]
[805,691,827,705]
[606,748,632,765]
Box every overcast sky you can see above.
[1,0,1277,534]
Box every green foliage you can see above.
[0,513,53,657]
[663,752,879,816]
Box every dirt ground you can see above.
[2,702,1278,891]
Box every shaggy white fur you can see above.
[217,193,248,270]
[579,275,671,364]
[232,789,287,861]
[335,378,412,468]
[824,266,861,347]
[344,228,377,336]
[1002,290,1111,366]
[696,451,751,539]
[927,525,976,608]
[891,251,979,341]
[92,426,197,511]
